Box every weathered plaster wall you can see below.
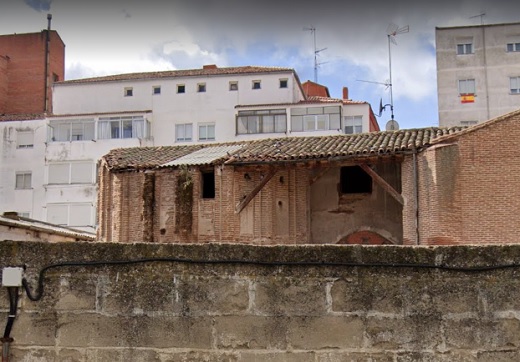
[2,241,520,361]
[310,161,402,244]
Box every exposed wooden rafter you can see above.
[359,164,404,205]
[235,168,277,214]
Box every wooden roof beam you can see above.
[359,164,404,206]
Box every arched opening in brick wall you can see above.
[337,230,395,245]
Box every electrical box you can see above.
[2,267,24,287]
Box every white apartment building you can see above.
[0,65,377,233]
[436,22,520,127]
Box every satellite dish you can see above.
[386,120,399,131]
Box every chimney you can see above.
[203,64,218,69]
[342,87,349,100]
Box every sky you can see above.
[1,0,520,131]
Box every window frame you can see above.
[229,81,238,91]
[97,116,147,140]
[46,203,92,227]
[457,43,473,55]
[16,130,34,149]
[279,78,288,88]
[15,171,32,190]
[197,83,206,93]
[177,84,186,94]
[198,123,216,141]
[48,161,94,185]
[344,115,363,134]
[236,109,287,135]
[48,119,95,142]
[124,87,133,97]
[458,79,476,95]
[152,86,161,95]
[175,123,193,142]
[507,42,520,52]
[510,76,520,94]
[252,80,261,90]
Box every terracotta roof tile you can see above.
[59,66,296,85]
[103,127,465,170]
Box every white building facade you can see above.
[436,22,520,127]
[0,65,377,233]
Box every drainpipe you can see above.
[43,14,52,113]
[412,146,420,245]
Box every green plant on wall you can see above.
[175,165,193,234]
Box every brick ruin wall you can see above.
[2,241,520,361]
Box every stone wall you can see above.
[2,241,520,361]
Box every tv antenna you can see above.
[304,26,327,83]
[469,12,486,25]
[385,23,409,121]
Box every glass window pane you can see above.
[316,115,328,130]
[199,125,207,139]
[291,116,303,132]
[207,125,215,140]
[84,122,95,140]
[304,115,315,131]
[69,204,91,226]
[247,116,258,134]
[122,120,133,138]
[237,117,247,134]
[263,115,275,133]
[110,121,120,139]
[55,123,70,141]
[274,115,287,133]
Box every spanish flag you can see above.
[461,95,475,103]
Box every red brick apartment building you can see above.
[97,109,520,245]
[0,30,65,115]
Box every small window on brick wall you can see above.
[340,166,372,194]
[201,170,215,199]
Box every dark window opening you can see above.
[201,170,215,199]
[340,166,372,194]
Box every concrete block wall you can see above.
[2,241,520,361]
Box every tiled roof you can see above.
[103,127,464,170]
[227,128,464,164]
[0,113,46,122]
[163,145,244,167]
[59,66,296,85]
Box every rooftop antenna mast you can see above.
[386,22,409,121]
[303,26,327,83]
[469,12,486,25]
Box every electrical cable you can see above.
[20,256,520,302]
[2,287,19,339]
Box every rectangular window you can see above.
[47,203,92,227]
[201,170,215,199]
[460,120,478,126]
[176,123,193,142]
[98,116,147,140]
[198,123,215,141]
[197,83,206,92]
[252,80,261,89]
[15,172,32,189]
[17,130,34,148]
[229,81,238,91]
[124,87,133,97]
[279,79,288,88]
[290,106,341,132]
[457,43,473,55]
[177,84,185,93]
[48,162,93,185]
[49,119,95,142]
[458,79,476,95]
[344,116,363,134]
[510,77,520,94]
[153,86,161,95]
[340,166,372,194]
[236,109,287,134]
